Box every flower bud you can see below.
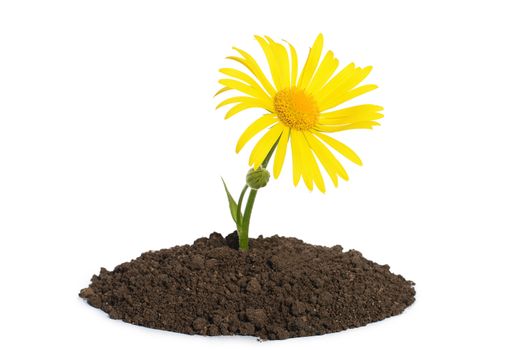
[246,167,270,190]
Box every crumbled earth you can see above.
[80,232,415,340]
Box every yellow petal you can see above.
[214,86,231,96]
[317,65,372,103]
[298,33,324,89]
[314,131,363,165]
[307,50,338,94]
[216,96,270,110]
[273,127,290,179]
[229,47,276,96]
[219,68,271,99]
[224,102,262,119]
[314,62,354,96]
[339,65,373,92]
[236,114,277,153]
[316,121,381,132]
[255,35,284,91]
[319,104,384,124]
[329,66,372,96]
[265,37,290,89]
[249,124,283,168]
[218,78,271,103]
[319,84,378,111]
[305,132,349,186]
[291,130,314,191]
[298,140,314,191]
[290,129,303,186]
[300,132,326,193]
[284,40,298,87]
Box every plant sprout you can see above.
[217,34,383,251]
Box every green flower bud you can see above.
[246,167,270,190]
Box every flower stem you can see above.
[236,185,248,228]
[237,141,278,251]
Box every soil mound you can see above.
[80,232,415,340]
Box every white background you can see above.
[1,1,527,349]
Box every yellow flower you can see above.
[216,34,383,193]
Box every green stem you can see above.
[237,141,278,251]
[239,190,256,251]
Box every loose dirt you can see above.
[80,232,415,340]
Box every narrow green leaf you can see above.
[221,178,239,224]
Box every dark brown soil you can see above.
[80,232,415,340]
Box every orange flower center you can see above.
[274,88,319,130]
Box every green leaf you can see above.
[221,178,239,224]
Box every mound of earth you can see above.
[80,232,415,340]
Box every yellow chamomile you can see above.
[216,34,383,193]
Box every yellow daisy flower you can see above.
[216,34,383,193]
